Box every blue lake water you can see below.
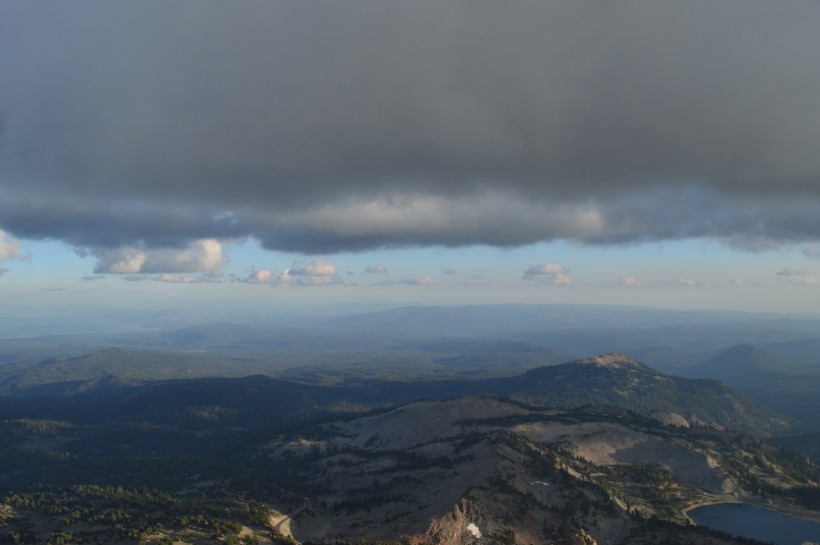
[688,503,820,545]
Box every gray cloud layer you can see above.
[2,1,820,253]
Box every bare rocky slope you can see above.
[267,396,818,545]
[1,370,816,544]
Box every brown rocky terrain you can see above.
[262,396,817,545]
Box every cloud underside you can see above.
[3,1,820,254]
[4,192,820,255]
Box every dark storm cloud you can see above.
[0,198,244,249]
[2,0,820,253]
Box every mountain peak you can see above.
[574,352,648,371]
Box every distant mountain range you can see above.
[0,349,793,437]
[5,304,820,372]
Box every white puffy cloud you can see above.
[235,268,276,285]
[678,278,699,287]
[776,267,820,286]
[0,230,22,262]
[300,257,337,277]
[620,276,643,288]
[93,239,225,274]
[95,247,147,274]
[400,275,436,286]
[276,268,293,286]
[282,257,340,287]
[522,262,571,286]
[364,265,389,274]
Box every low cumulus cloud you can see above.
[522,263,571,286]
[276,269,292,286]
[776,267,820,286]
[125,272,222,284]
[91,239,225,274]
[234,268,277,285]
[0,230,22,263]
[153,273,220,284]
[364,265,389,274]
[411,276,436,286]
[280,257,340,287]
[678,278,699,287]
[0,230,23,278]
[371,276,437,287]
[158,274,200,283]
[620,276,643,288]
[3,2,820,255]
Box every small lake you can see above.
[688,503,820,545]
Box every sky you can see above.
[2,0,820,318]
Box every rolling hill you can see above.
[677,344,785,385]
[676,344,820,432]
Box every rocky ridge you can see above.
[265,396,816,545]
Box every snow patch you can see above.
[466,523,482,538]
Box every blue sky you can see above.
[2,235,818,314]
[3,1,820,317]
